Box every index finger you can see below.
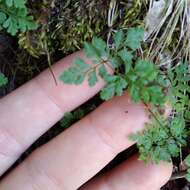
[0,51,106,175]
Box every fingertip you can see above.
[81,155,173,190]
[91,92,149,152]
[150,160,173,188]
[124,156,173,189]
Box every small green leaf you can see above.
[148,86,165,105]
[74,58,89,70]
[156,147,171,162]
[103,75,117,83]
[115,77,127,96]
[1,6,37,36]
[59,69,74,84]
[0,12,7,24]
[100,83,115,100]
[118,48,133,63]
[3,17,18,35]
[109,56,120,69]
[185,111,190,120]
[5,0,26,8]
[75,74,85,85]
[60,112,74,128]
[126,28,144,51]
[98,65,109,80]
[88,70,98,87]
[170,116,185,137]
[61,109,85,129]
[113,30,124,49]
[0,73,8,87]
[135,59,158,81]
[141,89,150,103]
[14,0,26,8]
[118,48,133,74]
[5,0,13,7]
[100,76,127,100]
[84,42,99,58]
[129,84,140,102]
[60,66,86,85]
[127,70,138,82]
[92,37,107,56]
[168,143,179,157]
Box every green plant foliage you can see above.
[0,0,38,35]
[60,28,164,105]
[0,72,8,87]
[167,63,190,121]
[131,115,187,163]
[60,58,90,85]
[60,109,85,129]
[131,62,190,163]
[125,28,145,51]
[100,75,128,100]
[127,59,165,104]
[5,0,25,8]
[60,27,190,165]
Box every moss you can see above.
[18,0,148,58]
[49,0,110,54]
[18,0,109,57]
[120,0,148,28]
[17,1,53,58]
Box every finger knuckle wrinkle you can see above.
[24,158,63,190]
[0,128,23,158]
[87,114,119,155]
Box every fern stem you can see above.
[144,103,165,128]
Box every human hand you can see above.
[0,51,172,190]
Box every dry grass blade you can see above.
[107,0,118,47]
[145,0,190,64]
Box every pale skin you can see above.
[0,51,173,190]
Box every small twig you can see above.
[44,40,58,86]
[85,63,102,76]
[46,50,58,86]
